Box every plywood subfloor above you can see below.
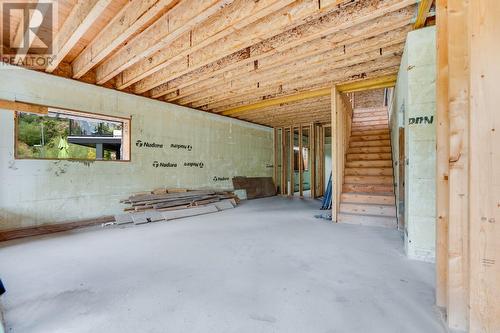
[0,0,429,127]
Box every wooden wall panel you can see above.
[468,0,500,331]
[436,0,500,331]
[435,0,449,309]
[446,0,470,329]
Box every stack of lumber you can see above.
[115,189,238,226]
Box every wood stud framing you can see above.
[330,86,353,222]
[289,126,294,196]
[299,125,303,197]
[436,0,500,332]
[310,123,316,198]
[281,128,286,195]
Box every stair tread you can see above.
[340,201,396,207]
[342,192,394,196]
[337,212,397,228]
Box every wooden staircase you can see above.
[338,107,397,228]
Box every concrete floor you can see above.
[0,197,445,333]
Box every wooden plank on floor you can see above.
[0,216,115,242]
[161,205,219,221]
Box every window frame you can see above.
[14,107,132,162]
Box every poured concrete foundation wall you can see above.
[392,27,436,262]
[0,65,273,231]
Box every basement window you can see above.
[15,108,131,161]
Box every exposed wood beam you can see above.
[95,0,235,84]
[237,100,331,118]
[135,0,415,95]
[154,4,415,100]
[72,0,180,79]
[210,68,399,119]
[0,99,48,114]
[221,88,331,116]
[166,23,411,103]
[207,57,402,113]
[115,0,296,90]
[125,0,359,92]
[46,0,112,73]
[184,39,405,108]
[242,110,331,124]
[414,0,433,29]
[336,74,397,92]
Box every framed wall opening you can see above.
[15,108,131,161]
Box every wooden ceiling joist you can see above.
[72,0,180,79]
[164,22,412,103]
[115,0,297,90]
[152,3,415,100]
[184,41,404,108]
[208,57,402,114]
[122,0,362,92]
[133,0,415,95]
[95,0,234,84]
[46,0,112,73]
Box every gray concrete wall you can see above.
[392,27,436,262]
[0,65,273,231]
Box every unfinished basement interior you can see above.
[0,0,498,332]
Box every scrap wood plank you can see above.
[214,199,236,211]
[115,213,134,225]
[0,216,115,242]
[131,211,165,224]
[157,204,190,212]
[167,188,188,193]
[131,212,149,225]
[152,195,219,209]
[145,210,164,222]
[161,205,219,221]
[126,190,215,203]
